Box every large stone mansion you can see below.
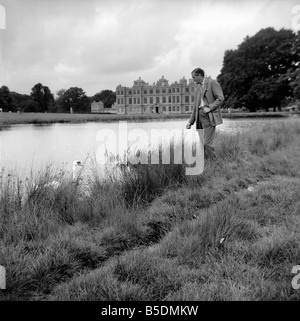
[115,76,197,115]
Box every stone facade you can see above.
[91,101,104,113]
[91,101,117,114]
[115,76,196,115]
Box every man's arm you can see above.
[187,86,200,128]
[207,80,224,112]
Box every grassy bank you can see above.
[221,111,292,118]
[1,119,300,301]
[0,111,292,126]
[0,112,190,126]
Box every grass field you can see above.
[1,119,300,301]
[0,112,190,126]
[0,111,291,126]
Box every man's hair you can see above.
[191,68,205,77]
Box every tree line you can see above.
[0,85,116,113]
[1,27,299,113]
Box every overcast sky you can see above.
[0,0,299,97]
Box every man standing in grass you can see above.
[186,68,224,161]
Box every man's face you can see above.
[192,72,203,85]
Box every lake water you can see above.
[0,116,297,179]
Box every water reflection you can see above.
[0,116,298,179]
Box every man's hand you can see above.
[186,122,191,129]
[203,106,211,113]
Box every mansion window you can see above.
[129,98,132,104]
[191,96,195,102]
[134,98,136,104]
[185,106,189,111]
[150,89,153,94]
[162,97,166,103]
[172,96,175,103]
[185,87,189,92]
[156,97,159,103]
[176,88,180,92]
[185,96,189,103]
[168,96,171,103]
[150,97,153,103]
[172,88,175,93]
[129,90,132,95]
[177,96,180,103]
[156,89,160,94]
[144,97,147,104]
[162,88,166,93]
[144,90,147,94]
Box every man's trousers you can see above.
[197,126,217,161]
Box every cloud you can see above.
[0,0,298,96]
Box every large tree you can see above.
[0,86,15,112]
[93,90,116,108]
[30,83,54,112]
[287,30,300,101]
[57,87,90,113]
[218,27,300,111]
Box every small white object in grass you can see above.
[73,160,83,182]
[247,186,254,192]
[220,237,226,244]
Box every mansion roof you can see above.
[117,75,195,89]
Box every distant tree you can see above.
[57,87,90,113]
[30,83,54,112]
[53,89,67,112]
[30,83,44,111]
[11,92,30,105]
[10,92,32,112]
[93,90,116,108]
[22,100,40,112]
[43,86,55,112]
[289,68,300,99]
[218,27,299,111]
[287,31,300,100]
[56,89,67,100]
[0,86,15,111]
